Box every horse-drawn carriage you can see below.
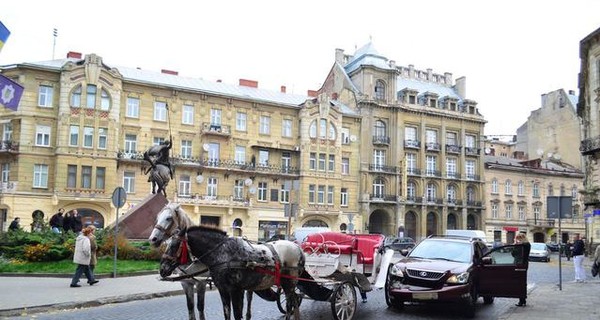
[150,203,393,320]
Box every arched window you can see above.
[466,186,475,202]
[447,214,457,230]
[447,184,456,203]
[518,181,524,195]
[373,177,385,198]
[375,80,386,100]
[505,179,512,194]
[374,120,386,137]
[427,183,437,202]
[328,122,336,140]
[407,182,416,201]
[86,84,97,108]
[491,178,498,194]
[100,89,111,110]
[319,119,327,139]
[309,120,317,138]
[70,85,82,107]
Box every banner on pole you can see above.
[0,21,10,52]
[0,74,23,111]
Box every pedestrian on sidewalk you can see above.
[572,233,586,283]
[86,225,98,279]
[513,233,530,307]
[70,228,99,287]
[49,208,64,233]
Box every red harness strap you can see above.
[179,239,189,265]
[274,260,281,286]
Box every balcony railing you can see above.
[526,219,555,227]
[426,197,444,204]
[177,194,251,207]
[446,172,461,179]
[369,164,399,173]
[404,140,421,149]
[406,167,421,175]
[464,174,480,181]
[0,140,19,152]
[201,122,231,135]
[425,142,441,152]
[370,194,397,202]
[465,147,480,156]
[580,135,600,155]
[117,151,144,160]
[372,136,390,145]
[445,144,462,154]
[405,196,423,204]
[425,170,442,178]
[466,200,483,207]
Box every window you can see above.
[328,155,335,172]
[280,184,290,203]
[233,180,244,200]
[465,134,476,148]
[465,160,475,180]
[38,85,53,107]
[447,184,457,203]
[341,127,350,144]
[426,155,437,176]
[373,178,385,198]
[572,186,578,199]
[81,166,92,188]
[236,112,247,131]
[207,177,218,198]
[518,206,525,220]
[505,180,512,195]
[375,80,386,100]
[466,186,475,202]
[318,153,326,171]
[309,153,316,170]
[374,150,385,170]
[533,182,540,197]
[258,150,269,166]
[327,186,334,204]
[308,184,315,203]
[374,120,386,137]
[235,146,246,164]
[491,179,498,194]
[518,181,524,196]
[506,204,513,219]
[86,85,97,108]
[548,183,554,196]
[329,122,336,140]
[446,132,457,146]
[210,109,222,126]
[406,153,416,171]
[282,152,291,173]
[71,86,81,107]
[179,175,191,196]
[320,119,327,139]
[96,167,105,190]
[124,134,137,153]
[182,105,194,125]
[426,183,437,202]
[207,143,220,165]
[318,185,325,204]
[282,119,292,137]
[259,116,270,134]
[69,125,79,146]
[33,164,49,188]
[341,188,348,207]
[3,122,12,141]
[309,121,317,138]
[341,158,349,175]
[492,204,498,219]
[123,171,136,193]
[67,165,77,188]
[83,127,94,148]
[405,127,417,141]
[258,182,268,201]
[534,206,541,221]
[154,101,167,121]
[100,89,110,110]
[98,128,107,149]
[180,140,192,159]
[446,158,457,178]
[426,129,437,144]
[1,163,9,183]
[35,125,50,146]
[126,97,140,118]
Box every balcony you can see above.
[425,142,441,152]
[372,136,390,146]
[426,197,444,205]
[177,194,251,207]
[0,181,17,193]
[201,123,231,136]
[466,200,483,207]
[445,144,462,154]
[526,219,555,228]
[404,140,421,149]
[580,135,600,155]
[370,194,397,202]
[465,147,480,156]
[0,140,19,153]
[117,151,144,161]
[406,167,421,176]
[425,170,442,178]
[199,158,301,175]
[581,188,600,206]
[369,164,399,173]
[464,174,480,181]
[446,172,461,180]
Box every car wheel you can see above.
[483,296,494,304]
[463,284,477,318]
[385,265,404,310]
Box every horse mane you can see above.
[169,203,194,229]
[187,224,227,237]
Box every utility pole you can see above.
[52,28,57,60]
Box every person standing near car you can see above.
[513,233,530,307]
[572,233,586,283]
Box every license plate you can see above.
[412,292,438,300]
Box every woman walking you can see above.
[70,227,99,287]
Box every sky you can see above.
[1,0,600,135]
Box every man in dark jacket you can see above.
[49,208,65,233]
[71,209,83,234]
[8,217,20,231]
[572,233,586,282]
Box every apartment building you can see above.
[320,43,487,240]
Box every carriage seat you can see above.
[354,234,385,265]
[301,232,356,255]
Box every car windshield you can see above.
[531,243,546,250]
[408,240,472,263]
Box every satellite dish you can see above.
[203,144,210,152]
[484,147,491,155]
[248,187,257,194]
[195,175,204,184]
[350,135,357,142]
[244,178,253,186]
[536,149,544,156]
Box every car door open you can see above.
[478,245,527,298]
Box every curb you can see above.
[0,290,183,318]
[0,271,158,279]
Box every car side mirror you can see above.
[482,256,492,265]
[400,249,410,256]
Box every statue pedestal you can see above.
[110,193,169,239]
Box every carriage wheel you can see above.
[276,287,303,314]
[330,281,356,320]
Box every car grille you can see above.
[406,268,446,280]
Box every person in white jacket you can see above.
[70,227,99,287]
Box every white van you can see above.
[445,229,491,247]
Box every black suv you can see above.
[385,235,527,318]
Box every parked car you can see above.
[385,235,528,318]
[546,242,560,252]
[529,242,551,262]
[385,237,416,253]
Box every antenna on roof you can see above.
[52,28,58,60]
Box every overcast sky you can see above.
[2,0,600,135]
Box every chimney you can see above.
[389,60,396,69]
[332,92,339,100]
[408,64,414,78]
[67,51,82,59]
[307,90,318,97]
[161,69,178,76]
[280,85,286,93]
[455,76,466,98]
[335,48,345,65]
[239,79,258,88]
[444,72,453,85]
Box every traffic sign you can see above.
[112,187,127,208]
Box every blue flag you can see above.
[0,21,10,52]
[0,74,23,111]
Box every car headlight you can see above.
[390,264,404,277]
[446,272,470,284]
